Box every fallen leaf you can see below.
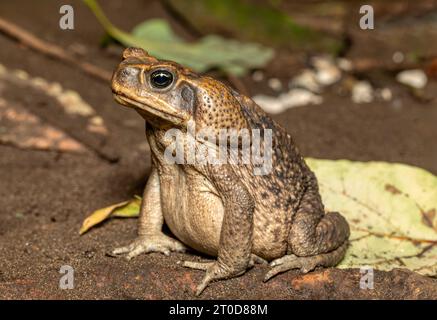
[79,197,141,235]
[83,0,273,76]
[306,158,437,276]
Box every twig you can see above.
[351,56,437,73]
[0,17,112,83]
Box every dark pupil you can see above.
[151,70,173,88]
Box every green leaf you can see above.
[306,158,437,276]
[131,19,182,43]
[83,0,273,75]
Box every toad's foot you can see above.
[264,241,348,282]
[180,255,266,296]
[111,233,187,260]
[180,261,244,296]
[181,254,267,270]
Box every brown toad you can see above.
[111,48,350,295]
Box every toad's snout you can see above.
[111,66,141,94]
[112,47,158,95]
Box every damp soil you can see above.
[0,0,436,299]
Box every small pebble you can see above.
[312,56,341,86]
[268,78,283,91]
[378,88,392,101]
[352,81,374,103]
[89,116,104,126]
[392,51,405,64]
[58,90,95,116]
[337,58,353,72]
[46,82,63,96]
[396,69,428,89]
[253,89,322,114]
[12,69,29,80]
[290,69,321,93]
[281,89,322,108]
[84,250,96,259]
[252,70,264,82]
[252,95,284,114]
[30,77,49,90]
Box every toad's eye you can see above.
[150,70,173,89]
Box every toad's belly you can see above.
[159,168,224,256]
[159,167,289,260]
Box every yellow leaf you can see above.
[306,158,437,276]
[79,198,141,235]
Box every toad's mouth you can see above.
[113,94,184,124]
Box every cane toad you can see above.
[111,48,350,295]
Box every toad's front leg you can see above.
[182,165,255,296]
[112,167,186,260]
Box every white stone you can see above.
[253,89,323,114]
[337,58,353,71]
[290,69,321,93]
[268,78,283,91]
[379,88,392,101]
[280,89,323,109]
[396,69,427,89]
[312,56,341,86]
[12,69,29,80]
[252,95,284,114]
[252,70,264,82]
[392,51,404,64]
[352,81,374,103]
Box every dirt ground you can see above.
[0,0,436,299]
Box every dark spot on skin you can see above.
[273,200,281,209]
[275,148,282,159]
[271,185,281,197]
[181,85,195,112]
[273,227,281,242]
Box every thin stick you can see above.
[0,17,112,83]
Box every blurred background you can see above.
[0,0,436,299]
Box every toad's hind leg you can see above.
[265,181,350,281]
[264,241,348,281]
